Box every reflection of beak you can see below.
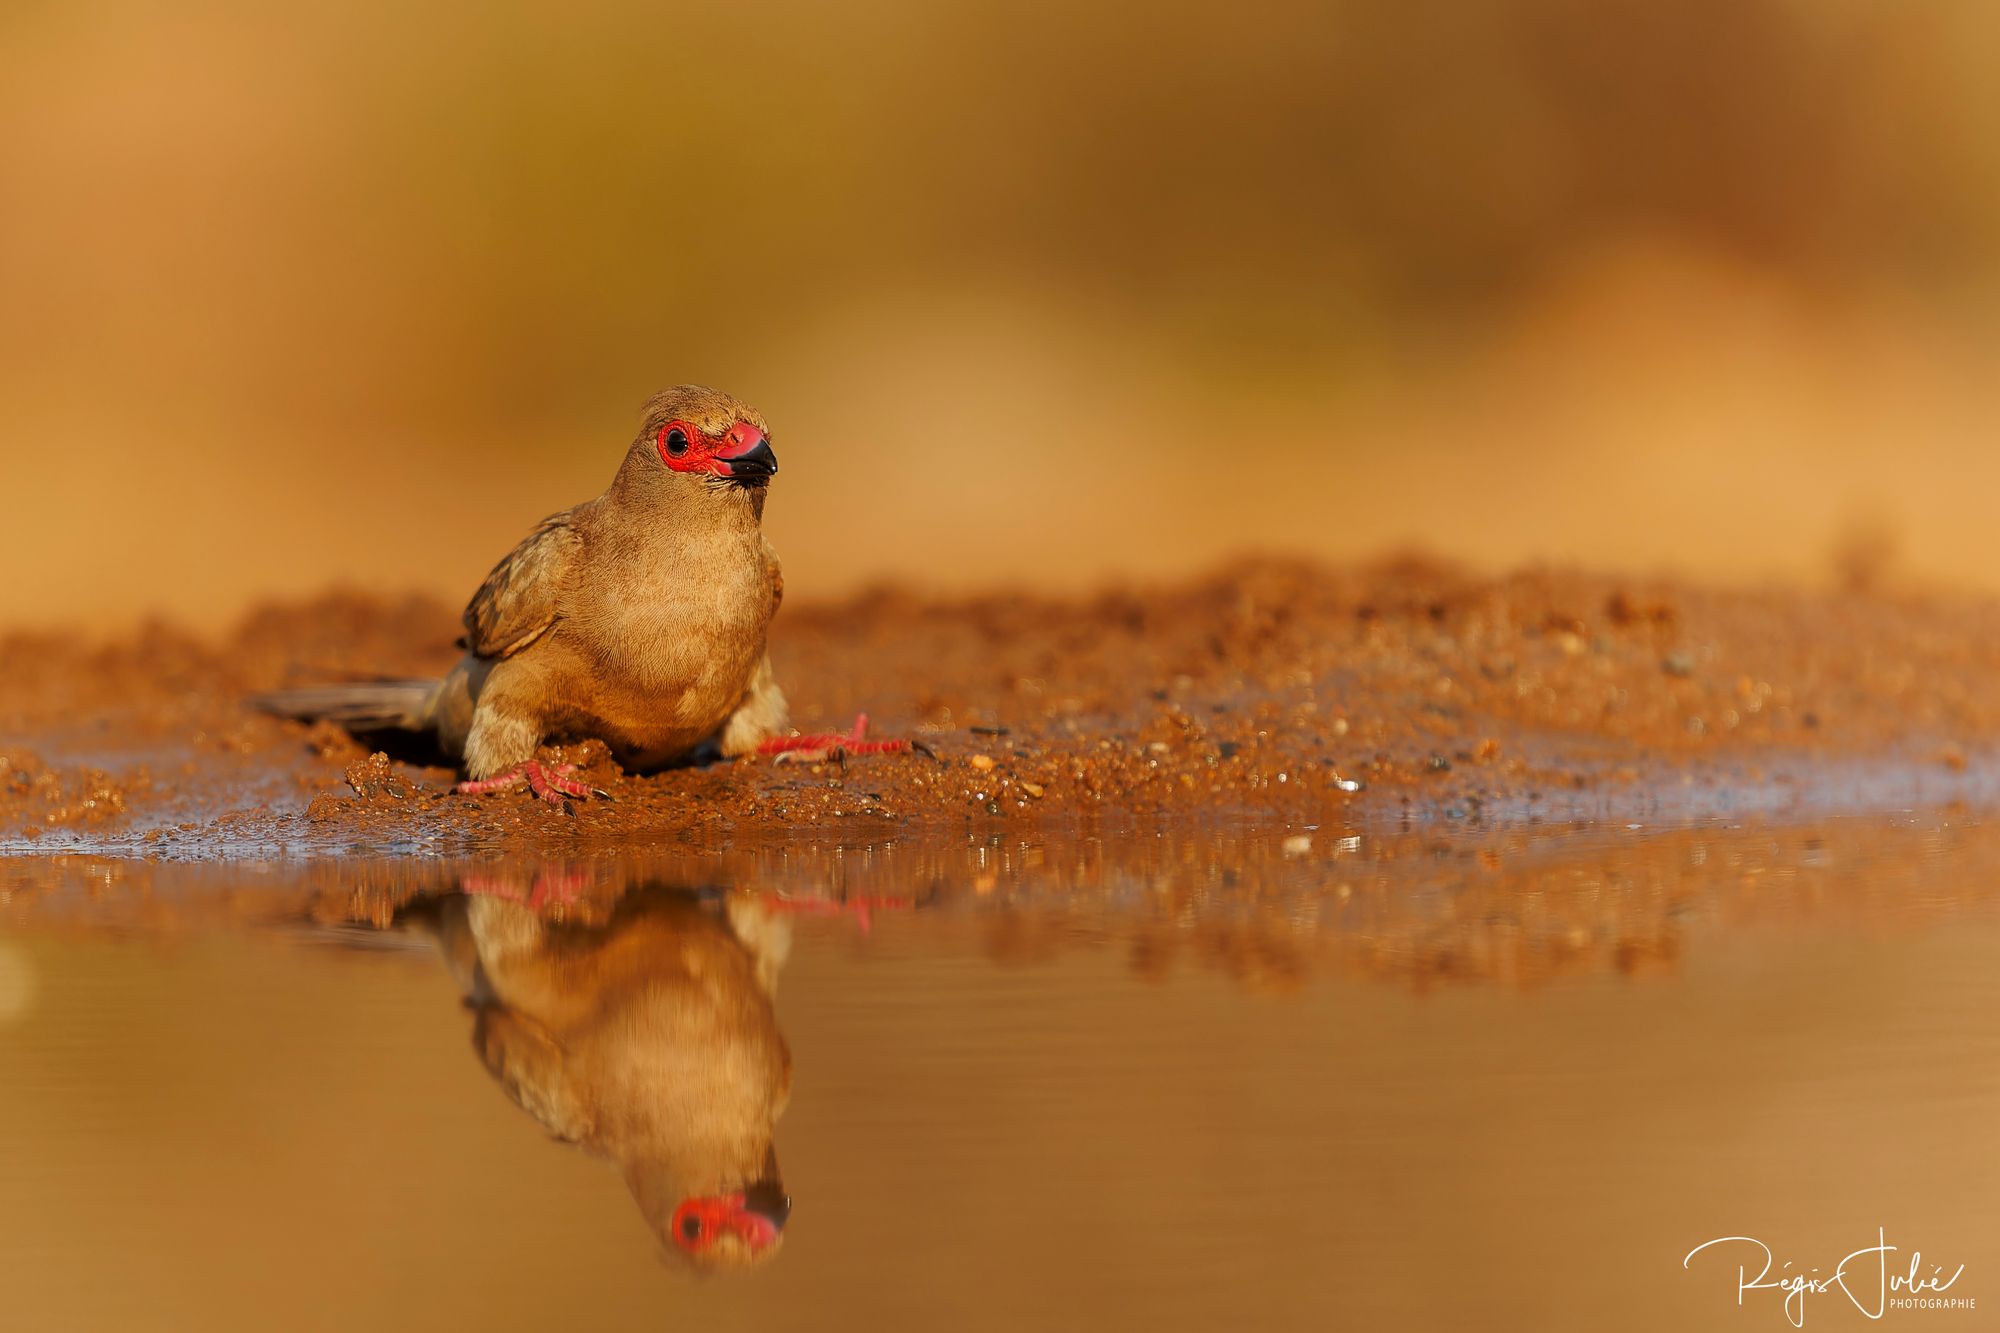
[671,1180,791,1257]
[720,1179,789,1252]
[714,426,777,484]
[741,1178,792,1232]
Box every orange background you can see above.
[5,0,2000,629]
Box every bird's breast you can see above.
[572,536,773,727]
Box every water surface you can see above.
[0,817,1994,1331]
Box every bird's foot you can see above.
[759,713,936,766]
[763,891,911,935]
[454,761,602,806]
[461,867,594,909]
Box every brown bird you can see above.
[415,881,797,1272]
[260,384,916,801]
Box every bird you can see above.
[412,880,798,1272]
[257,384,918,803]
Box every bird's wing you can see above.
[763,539,785,616]
[473,1006,593,1143]
[462,512,583,659]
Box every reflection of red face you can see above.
[668,1190,786,1259]
[656,419,778,482]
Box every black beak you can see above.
[720,439,778,484]
[741,1178,791,1230]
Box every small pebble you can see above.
[969,754,996,771]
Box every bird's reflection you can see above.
[402,879,795,1272]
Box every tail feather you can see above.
[253,680,436,733]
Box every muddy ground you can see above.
[4,557,2000,858]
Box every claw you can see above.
[455,761,598,807]
[758,712,930,764]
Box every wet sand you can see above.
[5,558,2000,859]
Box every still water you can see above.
[0,818,1996,1331]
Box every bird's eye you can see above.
[665,428,690,457]
[680,1216,703,1242]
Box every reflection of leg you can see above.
[758,713,935,765]
[461,866,593,910]
[463,892,547,965]
[725,893,795,997]
[761,889,913,935]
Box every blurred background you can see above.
[5,0,2000,630]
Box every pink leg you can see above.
[454,761,599,805]
[757,713,935,765]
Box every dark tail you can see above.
[253,680,436,733]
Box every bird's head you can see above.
[630,1154,792,1273]
[628,384,777,497]
[662,1177,792,1271]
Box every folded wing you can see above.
[462,512,583,659]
